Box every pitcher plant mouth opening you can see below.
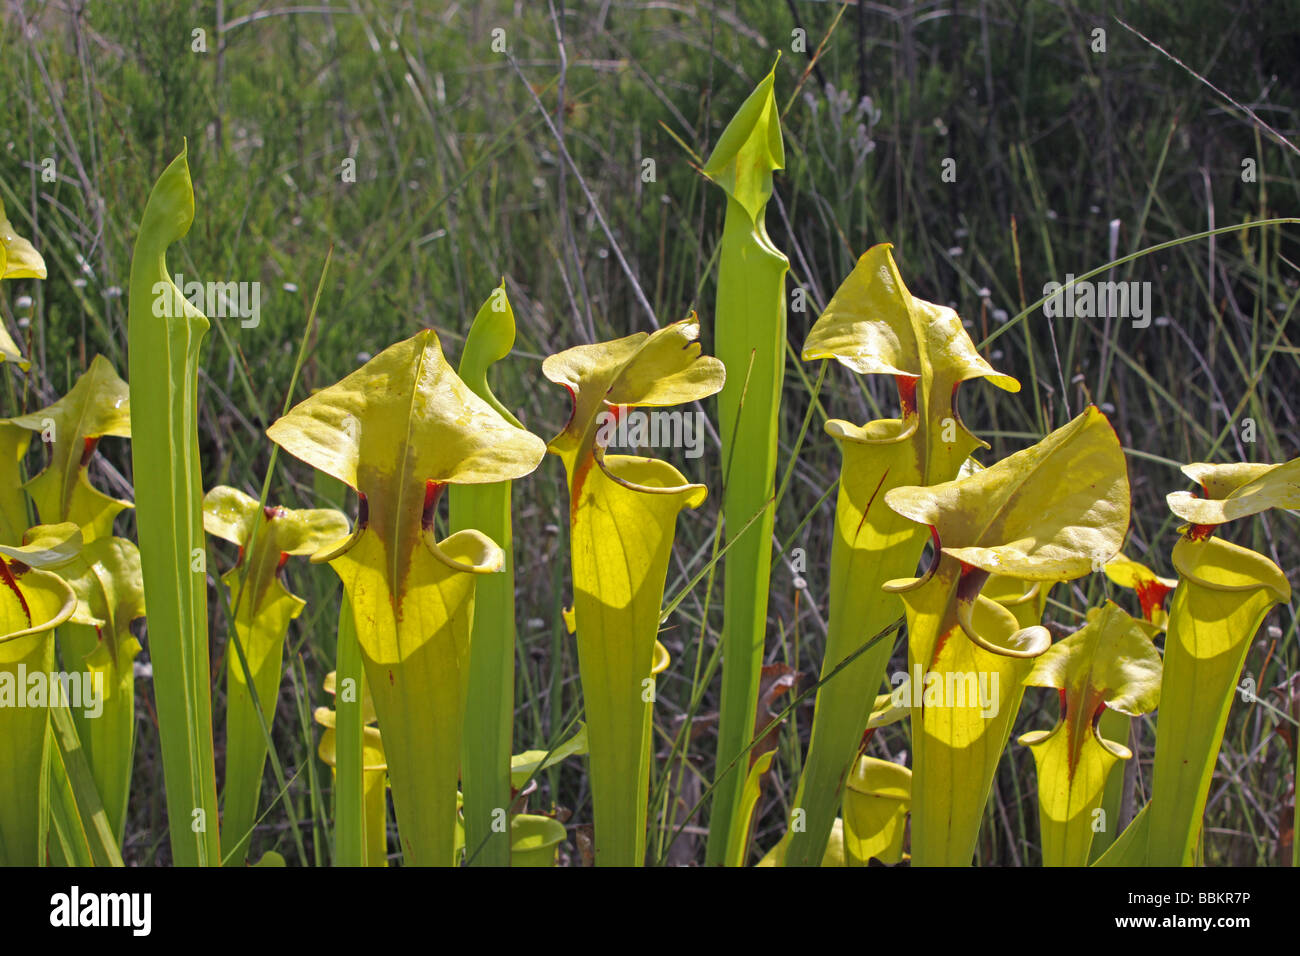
[953,566,1052,659]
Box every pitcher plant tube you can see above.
[448,283,528,867]
[51,535,145,845]
[127,143,220,866]
[0,423,31,544]
[701,64,791,863]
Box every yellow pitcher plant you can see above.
[0,524,80,863]
[1018,601,1161,866]
[542,314,724,865]
[203,485,348,864]
[267,329,546,865]
[1142,457,1298,864]
[883,406,1130,865]
[8,355,132,540]
[7,355,142,843]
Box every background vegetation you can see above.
[2,0,1297,865]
